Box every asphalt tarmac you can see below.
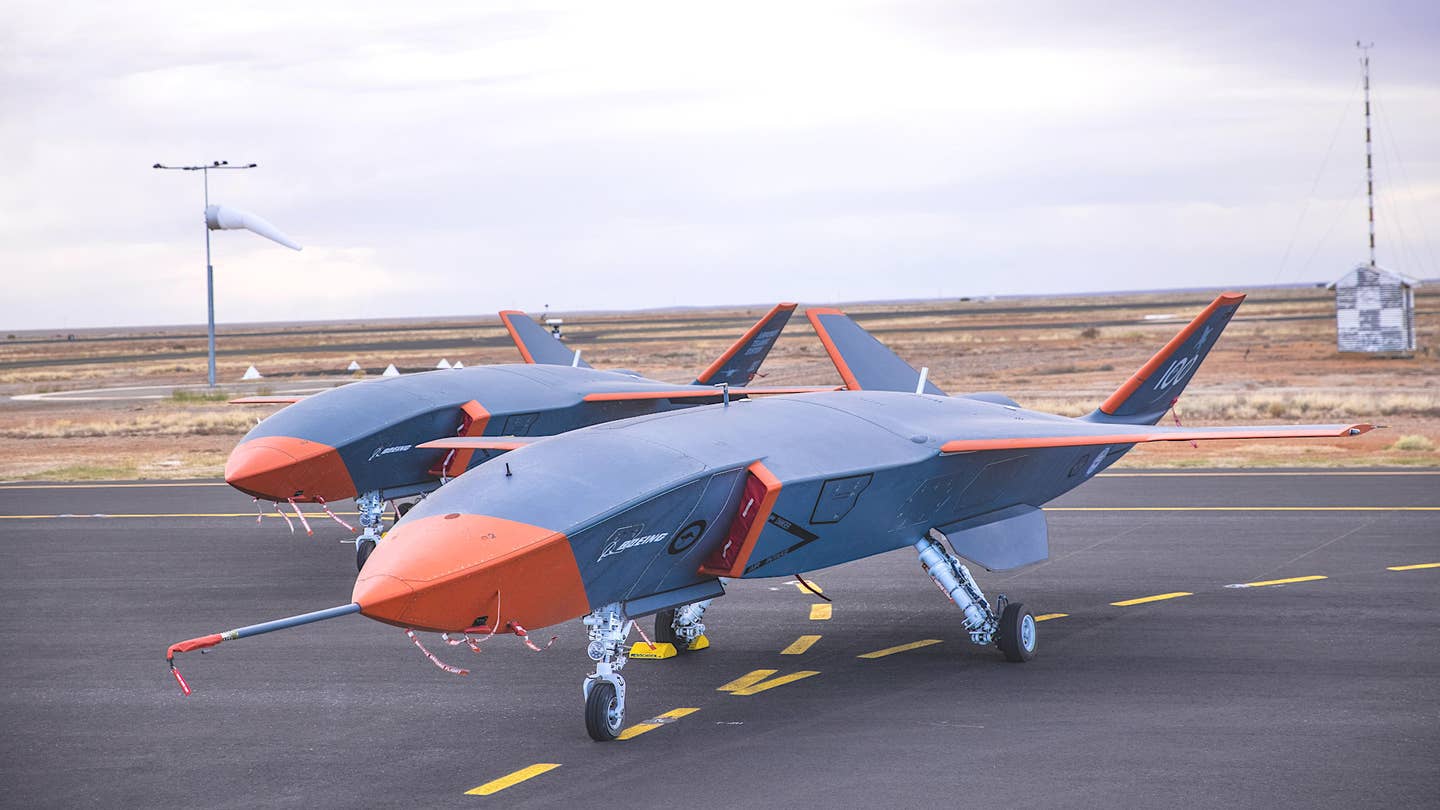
[1,471,1436,809]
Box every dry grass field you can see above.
[1,285,1436,481]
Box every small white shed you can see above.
[1328,265,1419,353]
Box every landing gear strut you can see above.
[355,491,385,571]
[915,529,1036,661]
[654,598,712,655]
[582,603,632,741]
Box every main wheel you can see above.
[356,539,376,571]
[585,681,623,741]
[396,502,413,517]
[997,602,1037,662]
[654,607,690,655]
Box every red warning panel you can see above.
[699,462,781,578]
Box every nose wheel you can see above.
[356,539,376,571]
[584,681,624,740]
[582,604,631,741]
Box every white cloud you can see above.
[2,1,1437,329]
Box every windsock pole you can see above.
[166,602,360,695]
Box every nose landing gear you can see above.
[582,603,633,741]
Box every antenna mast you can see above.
[1358,41,1376,268]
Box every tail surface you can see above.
[499,311,591,368]
[806,308,945,395]
[691,303,797,386]
[1086,292,1244,425]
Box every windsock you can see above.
[205,204,302,250]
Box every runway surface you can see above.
[2,471,1436,808]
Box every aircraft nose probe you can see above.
[164,600,556,695]
[165,604,361,695]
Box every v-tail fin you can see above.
[1086,292,1244,425]
[806,308,945,395]
[691,303,797,386]
[498,311,590,368]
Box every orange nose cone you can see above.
[353,513,590,633]
[224,437,357,502]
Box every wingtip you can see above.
[1216,291,1247,305]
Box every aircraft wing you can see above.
[582,385,838,402]
[416,437,537,451]
[229,396,307,405]
[499,310,591,368]
[940,423,1374,453]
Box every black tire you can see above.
[396,502,413,517]
[585,681,623,741]
[654,607,689,655]
[356,539,376,571]
[998,602,1037,663]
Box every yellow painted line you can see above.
[857,639,943,659]
[730,670,820,696]
[1046,507,1440,512]
[717,669,777,693]
[808,603,832,620]
[1240,575,1328,588]
[781,635,821,655]
[1111,592,1193,607]
[616,707,700,741]
[464,763,561,796]
[1387,562,1440,571]
[1034,613,1068,622]
[791,579,823,594]
[0,482,231,490]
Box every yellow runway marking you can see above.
[1111,592,1193,607]
[1388,562,1440,571]
[464,763,561,796]
[781,635,821,655]
[857,639,942,659]
[729,671,820,696]
[1034,613,1068,622]
[1238,575,1328,588]
[791,579,823,594]
[808,603,832,620]
[1046,507,1440,512]
[616,707,700,740]
[717,670,777,693]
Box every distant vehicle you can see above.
[225,304,823,568]
[172,293,1372,740]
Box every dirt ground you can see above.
[1,285,1436,481]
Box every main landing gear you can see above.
[582,603,632,741]
[915,529,1036,662]
[654,598,712,655]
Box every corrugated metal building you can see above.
[1328,265,1419,353]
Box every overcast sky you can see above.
[3,1,1438,330]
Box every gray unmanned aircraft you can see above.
[169,293,1372,740]
[224,304,828,567]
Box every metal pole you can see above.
[203,167,217,386]
[154,160,257,388]
[1359,41,1377,268]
